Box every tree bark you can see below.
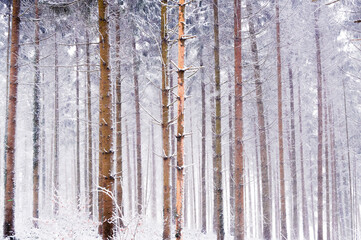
[246,1,271,238]
[53,31,60,216]
[86,30,94,218]
[75,37,81,210]
[288,65,298,239]
[115,9,124,229]
[33,0,41,229]
[298,79,309,240]
[313,4,324,239]
[131,18,143,216]
[213,1,224,239]
[161,1,171,238]
[276,0,287,238]
[200,45,207,234]
[175,1,186,238]
[98,0,114,238]
[3,0,20,238]
[234,0,244,238]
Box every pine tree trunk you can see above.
[298,79,310,240]
[32,0,40,229]
[3,1,11,167]
[276,0,287,238]
[161,1,171,238]
[246,1,271,238]
[200,45,207,234]
[342,79,354,239]
[125,120,132,215]
[3,0,20,237]
[115,10,124,229]
[313,4,324,239]
[131,20,143,216]
[323,76,330,240]
[234,0,244,238]
[75,37,81,210]
[170,64,176,225]
[98,1,114,238]
[288,65,298,239]
[175,1,186,238]
[54,31,60,216]
[151,123,156,220]
[86,30,94,218]
[212,1,224,239]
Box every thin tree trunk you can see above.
[115,10,124,229]
[276,0,287,238]
[234,0,244,238]
[98,1,114,238]
[288,65,298,239]
[228,74,235,236]
[86,30,94,218]
[246,1,271,238]
[313,4,324,239]
[41,73,46,209]
[343,79,354,239]
[131,20,143,216]
[212,1,224,239]
[298,79,310,240]
[125,120,132,215]
[170,64,176,225]
[323,75,330,240]
[151,123,156,220]
[3,0,20,237]
[3,1,11,167]
[75,37,81,210]
[161,0,171,238]
[53,31,60,216]
[210,83,216,233]
[32,0,41,229]
[200,45,207,234]
[175,1,186,238]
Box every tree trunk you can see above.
[276,0,287,238]
[288,65,298,239]
[86,30,94,218]
[234,0,244,238]
[115,10,124,229]
[98,1,114,238]
[32,0,40,229]
[131,19,143,216]
[75,37,81,210]
[161,1,171,238]
[246,1,271,238]
[3,0,20,237]
[175,1,186,238]
[313,4,324,239]
[54,31,60,216]
[3,1,11,168]
[212,1,224,239]
[200,45,207,234]
[323,76,330,240]
[298,79,309,240]
[170,64,176,225]
[343,78,354,239]
[125,120,132,215]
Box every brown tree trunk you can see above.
[314,4,324,239]
[3,0,20,237]
[170,64,176,225]
[32,0,40,229]
[213,1,224,239]
[3,1,11,169]
[298,79,310,240]
[161,0,171,238]
[234,0,244,238]
[86,30,94,218]
[98,1,114,238]
[246,1,271,238]
[288,65,298,239]
[115,10,124,229]
[175,1,186,238]
[276,0,287,238]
